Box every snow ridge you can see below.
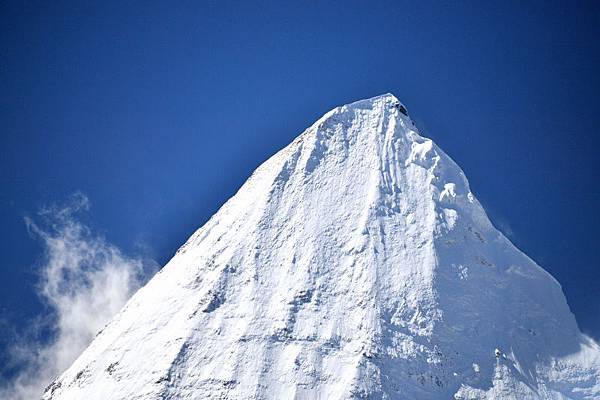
[44,94,599,399]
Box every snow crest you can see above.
[43,94,599,399]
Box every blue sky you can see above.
[1,0,599,384]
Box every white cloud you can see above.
[496,218,515,238]
[0,193,157,400]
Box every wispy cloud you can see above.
[494,216,515,239]
[0,193,157,400]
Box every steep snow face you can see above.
[44,94,599,400]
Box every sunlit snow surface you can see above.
[44,94,599,399]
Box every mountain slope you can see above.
[43,94,599,399]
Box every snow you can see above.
[43,94,600,399]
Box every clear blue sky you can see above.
[1,0,598,360]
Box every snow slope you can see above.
[43,94,599,399]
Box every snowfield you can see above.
[43,94,599,399]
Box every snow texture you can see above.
[43,94,600,399]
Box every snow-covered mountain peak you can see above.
[43,95,599,400]
[341,92,402,110]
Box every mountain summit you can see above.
[44,94,599,399]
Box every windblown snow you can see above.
[43,94,599,399]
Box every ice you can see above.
[44,94,599,400]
